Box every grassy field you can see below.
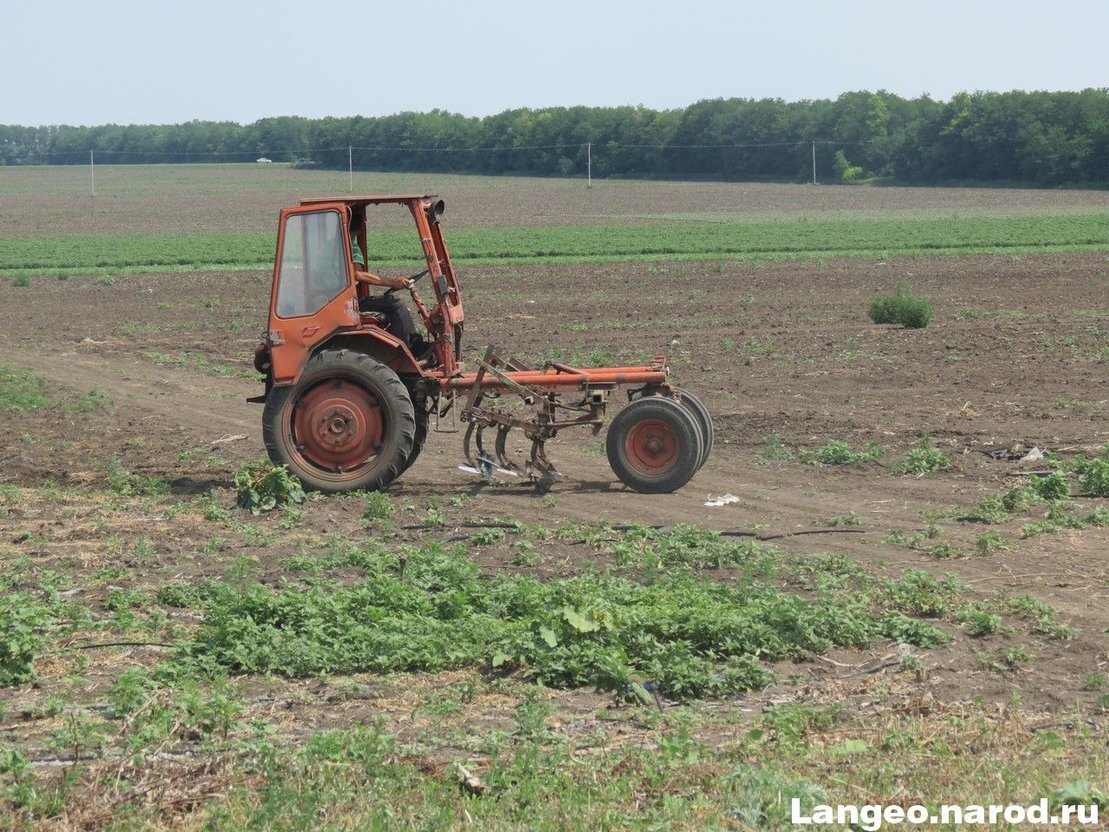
[3,214,1108,277]
[1,164,1108,277]
[0,165,1106,829]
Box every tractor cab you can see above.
[262,195,464,387]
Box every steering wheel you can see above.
[384,268,431,295]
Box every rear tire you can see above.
[672,387,713,469]
[401,410,429,474]
[606,397,703,494]
[263,348,416,493]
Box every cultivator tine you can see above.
[461,420,520,480]
[527,438,562,491]
[474,424,496,478]
[461,422,493,478]
[461,423,484,476]
[462,421,475,465]
[494,425,520,474]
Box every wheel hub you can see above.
[319,405,358,446]
[625,418,680,474]
[293,380,384,472]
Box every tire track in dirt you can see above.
[1,344,258,443]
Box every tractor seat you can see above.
[360,310,388,327]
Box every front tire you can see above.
[262,349,416,493]
[606,397,703,494]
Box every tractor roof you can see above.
[299,195,438,207]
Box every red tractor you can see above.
[252,195,712,494]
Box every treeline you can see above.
[2,89,1107,186]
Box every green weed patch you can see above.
[601,523,778,570]
[0,366,48,412]
[0,595,46,686]
[1072,446,1109,497]
[797,440,883,466]
[868,283,934,329]
[168,541,955,702]
[234,461,305,515]
[897,438,950,475]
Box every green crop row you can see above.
[449,214,1109,262]
[2,213,1107,276]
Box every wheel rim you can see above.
[291,379,384,475]
[624,417,680,475]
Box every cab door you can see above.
[267,204,359,384]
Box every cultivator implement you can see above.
[255,194,713,495]
[449,348,671,488]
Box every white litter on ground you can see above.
[1019,447,1045,463]
[704,493,740,507]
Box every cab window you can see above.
[275,210,349,318]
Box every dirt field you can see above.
[0,172,1106,827]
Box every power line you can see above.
[10,139,864,161]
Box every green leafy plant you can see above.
[1004,645,1034,666]
[1049,780,1107,813]
[975,531,1012,555]
[1028,471,1070,501]
[471,528,507,546]
[743,337,777,357]
[868,282,933,329]
[362,491,394,521]
[798,440,882,466]
[1072,446,1109,496]
[757,432,794,463]
[956,603,1007,636]
[107,459,170,497]
[0,595,47,686]
[958,483,1037,524]
[898,438,950,475]
[826,511,861,527]
[603,524,778,571]
[235,461,305,514]
[977,645,1034,672]
[1002,595,1076,640]
[762,703,843,745]
[1020,500,1102,539]
[423,503,445,527]
[202,499,232,523]
[833,150,863,182]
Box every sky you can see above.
[3,0,1106,126]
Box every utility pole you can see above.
[586,142,592,189]
[90,150,96,197]
[811,141,817,185]
[349,146,354,193]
